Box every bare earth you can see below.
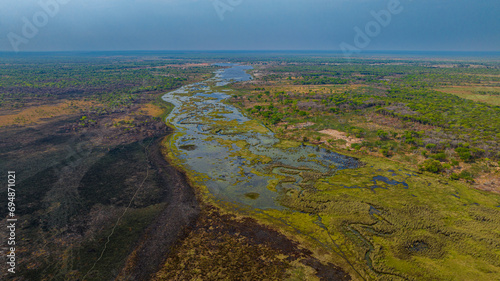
[289,122,315,130]
[319,129,363,147]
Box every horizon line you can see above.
[1,49,500,53]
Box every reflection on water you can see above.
[162,64,358,209]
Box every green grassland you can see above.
[264,155,500,280]
[436,86,500,106]
[191,132,500,280]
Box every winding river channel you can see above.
[162,64,358,209]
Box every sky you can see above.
[0,0,498,52]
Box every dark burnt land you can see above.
[0,108,184,280]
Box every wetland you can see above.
[162,64,359,209]
[160,62,500,281]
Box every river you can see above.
[162,64,358,210]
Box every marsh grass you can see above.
[272,157,500,280]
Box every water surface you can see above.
[162,64,358,209]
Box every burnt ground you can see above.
[0,108,191,280]
[115,138,200,281]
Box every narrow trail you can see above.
[115,136,200,281]
[82,138,155,280]
[317,215,368,281]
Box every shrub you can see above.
[430,152,446,161]
[455,146,473,162]
[380,149,391,157]
[351,143,362,150]
[425,143,437,150]
[377,130,389,140]
[458,170,475,181]
[419,159,444,173]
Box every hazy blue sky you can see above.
[0,0,498,52]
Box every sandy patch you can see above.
[112,116,134,123]
[288,122,315,129]
[138,104,164,117]
[473,174,500,194]
[319,129,363,146]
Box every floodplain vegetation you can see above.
[218,56,500,280]
[230,57,500,192]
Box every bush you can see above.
[430,152,446,161]
[425,143,437,150]
[380,148,391,157]
[458,170,475,181]
[419,159,444,173]
[455,147,472,162]
[351,143,362,150]
[377,130,389,140]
